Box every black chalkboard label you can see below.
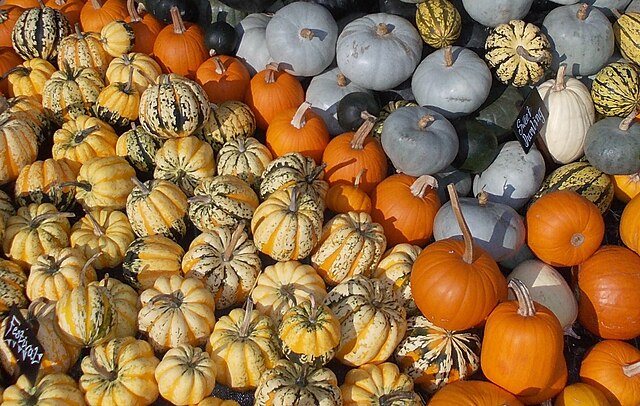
[512,88,549,153]
[3,306,44,384]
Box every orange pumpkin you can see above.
[265,101,329,165]
[410,184,507,331]
[526,190,604,267]
[0,48,23,96]
[428,380,524,406]
[152,6,207,79]
[370,174,441,247]
[0,5,24,48]
[620,193,640,255]
[325,169,372,215]
[576,245,640,340]
[123,0,162,54]
[3,0,38,7]
[579,340,640,406]
[554,383,611,406]
[322,129,388,195]
[79,0,128,33]
[244,62,305,131]
[612,172,640,203]
[195,54,250,104]
[45,0,83,28]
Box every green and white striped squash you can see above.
[11,4,71,61]
[126,178,189,241]
[371,243,422,317]
[94,276,139,339]
[0,189,16,225]
[258,152,328,205]
[529,160,614,214]
[182,223,261,310]
[197,100,256,153]
[393,315,481,394]
[122,234,185,290]
[485,20,552,88]
[254,359,342,406]
[188,175,260,233]
[415,0,461,49]
[139,73,211,139]
[0,258,28,315]
[115,123,162,173]
[591,61,640,117]
[217,136,273,190]
[614,11,640,66]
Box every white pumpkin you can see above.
[235,13,274,76]
[461,0,534,27]
[537,64,595,164]
[336,13,422,91]
[265,2,337,77]
[507,259,578,331]
[472,141,546,210]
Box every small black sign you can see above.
[512,88,549,153]
[3,306,44,384]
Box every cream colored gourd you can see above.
[537,64,595,164]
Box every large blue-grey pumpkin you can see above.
[461,0,533,27]
[380,106,459,176]
[583,115,640,175]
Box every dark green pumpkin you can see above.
[475,84,524,142]
[584,115,640,175]
[144,0,199,24]
[452,118,500,173]
[204,20,238,56]
[337,91,381,132]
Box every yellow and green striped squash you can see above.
[122,234,185,290]
[3,373,85,406]
[115,123,162,173]
[614,11,640,66]
[197,100,256,153]
[11,6,71,61]
[415,0,461,49]
[57,24,111,77]
[485,20,552,87]
[217,137,273,190]
[591,61,640,117]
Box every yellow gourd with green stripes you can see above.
[415,0,461,48]
[591,61,640,117]
[614,11,640,66]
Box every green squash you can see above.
[584,115,640,175]
[476,84,524,142]
[452,118,500,173]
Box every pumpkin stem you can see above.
[418,115,435,129]
[353,168,366,189]
[296,363,310,386]
[618,109,637,131]
[213,56,226,75]
[576,3,589,20]
[264,62,280,84]
[126,0,142,22]
[124,66,134,94]
[351,112,376,149]
[55,0,65,6]
[308,294,319,324]
[623,361,640,377]
[90,0,103,10]
[79,252,101,287]
[508,278,536,317]
[288,187,299,212]
[378,391,419,405]
[74,23,83,38]
[236,137,247,153]
[222,222,245,262]
[410,175,438,198]
[444,46,454,67]
[169,6,187,34]
[29,211,75,228]
[57,180,91,191]
[36,0,45,8]
[570,233,585,247]
[477,191,489,206]
[291,101,311,129]
[336,73,347,87]
[611,8,623,19]
[90,347,118,381]
[150,291,184,307]
[131,176,150,195]
[239,298,254,338]
[516,45,545,63]
[447,183,474,264]
[300,28,314,40]
[85,210,105,237]
[74,125,100,144]
[376,23,389,36]
[187,194,213,204]
[552,64,567,91]
[0,65,29,81]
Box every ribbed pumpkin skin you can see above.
[0,259,28,313]
[620,194,640,254]
[26,246,97,301]
[155,344,216,406]
[115,124,161,173]
[259,152,328,203]
[126,178,189,240]
[614,11,640,66]
[394,315,480,393]
[416,0,461,48]
[52,114,118,170]
[42,65,105,125]
[195,55,251,104]
[3,373,85,406]
[254,360,342,406]
[94,79,140,128]
[6,57,56,101]
[251,260,327,323]
[182,225,261,310]
[100,19,135,57]
[139,74,210,139]
[11,5,71,61]
[97,276,139,338]
[554,383,612,406]
[4,95,51,146]
[198,101,256,153]
[74,155,136,211]
[79,0,128,33]
[106,52,162,95]
[122,234,185,290]
[55,278,116,347]
[57,25,112,77]
[14,158,77,211]
[79,336,160,406]
[188,175,259,233]
[0,111,39,185]
[153,136,215,196]
[217,137,273,189]
[428,380,524,405]
[311,211,387,286]
[485,20,552,87]
[340,362,421,405]
[206,307,281,391]
[591,62,640,117]
[371,244,421,317]
[324,275,407,367]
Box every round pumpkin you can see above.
[105,51,162,95]
[14,158,77,211]
[122,234,185,290]
[73,155,136,211]
[3,373,84,406]
[5,57,56,101]
[51,114,118,170]
[197,100,256,153]
[591,61,640,118]
[124,0,163,54]
[583,113,640,176]
[195,54,250,104]
[258,152,328,205]
[216,136,273,189]
[57,23,112,77]
[79,0,128,33]
[554,383,612,406]
[0,109,39,186]
[427,380,524,406]
[0,258,28,315]
[613,172,640,202]
[340,362,422,405]
[620,193,640,254]
[11,4,71,61]
[115,122,161,173]
[94,68,141,128]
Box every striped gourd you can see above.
[415,0,461,49]
[94,72,141,129]
[591,61,640,117]
[74,155,136,211]
[197,100,256,153]
[106,52,162,95]
[0,189,15,224]
[254,360,341,406]
[115,123,161,173]
[95,276,139,339]
[3,95,52,146]
[393,315,481,394]
[217,137,273,190]
[6,58,57,102]
[0,259,28,314]
[182,223,261,310]
[529,160,614,214]
[614,11,640,66]
[259,152,328,205]
[57,23,111,77]
[126,178,188,241]
[188,175,259,233]
[3,373,85,406]
[154,136,215,196]
[341,363,422,404]
[100,19,135,57]
[0,110,39,186]
[485,20,552,87]
[52,115,118,171]
[139,73,210,139]
[11,4,71,61]
[371,243,422,317]
[122,234,185,290]
[14,158,77,211]
[311,211,387,286]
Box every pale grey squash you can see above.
[411,46,492,118]
[265,2,338,77]
[235,13,274,76]
[461,0,534,27]
[380,106,459,176]
[542,3,615,77]
[433,166,472,203]
[336,13,422,91]
[433,193,526,262]
[472,141,546,210]
[587,0,632,16]
[305,67,372,136]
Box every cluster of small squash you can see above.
[0,0,638,405]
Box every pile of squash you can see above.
[0,0,639,404]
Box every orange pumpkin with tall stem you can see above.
[45,0,83,28]
[195,53,250,104]
[80,0,128,33]
[152,6,207,79]
[410,183,507,331]
[124,0,162,54]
